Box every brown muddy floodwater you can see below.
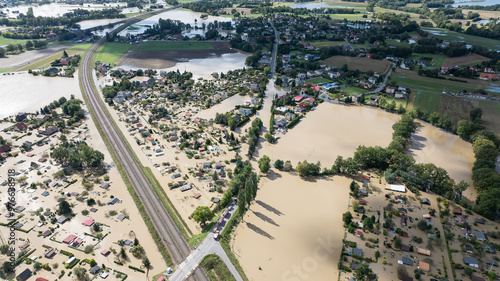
[408,121,476,200]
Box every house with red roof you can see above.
[355,230,363,237]
[479,73,498,80]
[82,218,95,226]
[62,234,77,244]
[72,238,83,247]
[304,97,315,104]
[293,95,304,102]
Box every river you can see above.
[0,72,82,118]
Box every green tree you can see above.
[453,180,468,199]
[258,155,271,173]
[354,263,376,281]
[26,40,33,49]
[143,257,151,276]
[119,247,127,262]
[469,107,482,123]
[74,267,88,280]
[342,211,353,225]
[191,206,213,225]
[274,159,284,170]
[58,199,72,215]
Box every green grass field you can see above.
[310,40,346,48]
[0,37,30,47]
[413,90,441,113]
[391,69,490,95]
[341,86,371,95]
[0,68,14,73]
[95,42,135,65]
[125,12,141,18]
[200,254,237,281]
[421,28,500,51]
[135,41,214,51]
[307,77,334,84]
[408,53,448,69]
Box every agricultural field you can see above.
[421,28,500,51]
[321,56,391,73]
[441,53,490,68]
[310,40,347,48]
[135,41,214,51]
[461,9,500,21]
[95,42,135,65]
[374,7,435,25]
[391,69,494,95]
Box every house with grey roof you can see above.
[464,257,479,268]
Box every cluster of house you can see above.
[385,85,409,99]
[440,65,499,81]
[273,95,316,128]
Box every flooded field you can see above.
[1,2,127,18]
[0,72,81,118]
[77,18,125,30]
[119,50,249,80]
[291,2,350,9]
[258,103,399,166]
[118,9,235,37]
[232,173,351,281]
[408,121,477,199]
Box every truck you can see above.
[213,230,220,240]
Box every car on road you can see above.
[213,230,220,240]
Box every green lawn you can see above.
[385,39,411,47]
[413,90,441,113]
[408,53,448,69]
[384,95,408,109]
[0,68,14,73]
[310,40,346,48]
[135,41,213,51]
[0,37,30,47]
[200,254,237,281]
[307,77,334,84]
[125,12,141,18]
[95,42,135,65]
[329,13,369,21]
[341,86,371,95]
[422,28,500,51]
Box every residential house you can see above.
[402,257,413,266]
[464,257,479,268]
[475,231,487,241]
[40,126,58,136]
[16,112,26,122]
[16,269,32,281]
[274,116,288,127]
[14,122,28,131]
[285,112,296,121]
[352,248,363,256]
[239,108,252,116]
[479,73,498,80]
[36,115,50,122]
[385,86,396,94]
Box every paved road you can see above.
[79,7,208,281]
[369,63,395,94]
[169,204,244,281]
[269,21,279,76]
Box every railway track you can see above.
[79,23,208,281]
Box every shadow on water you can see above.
[267,170,282,181]
[408,133,427,156]
[253,211,280,227]
[246,222,274,240]
[255,200,284,216]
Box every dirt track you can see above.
[119,41,237,69]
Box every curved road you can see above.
[79,11,208,281]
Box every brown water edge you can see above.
[408,120,476,200]
[119,42,238,69]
